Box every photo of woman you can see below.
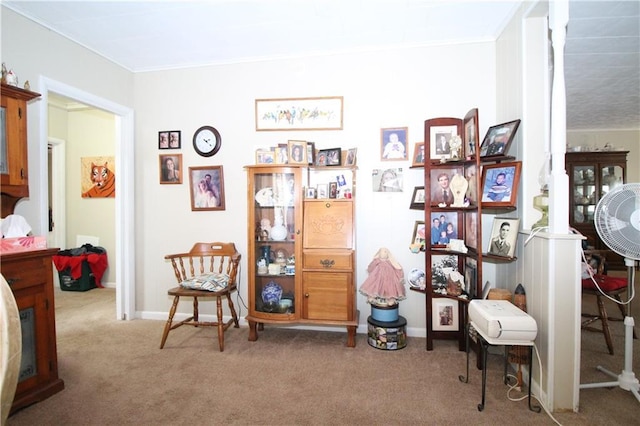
[159,154,182,184]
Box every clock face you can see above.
[193,126,221,157]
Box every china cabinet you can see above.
[245,164,358,347]
[2,249,65,415]
[1,83,40,217]
[566,150,628,270]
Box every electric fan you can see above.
[580,183,640,402]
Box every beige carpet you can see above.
[7,272,640,425]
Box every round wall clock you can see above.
[193,125,221,157]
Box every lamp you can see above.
[532,154,550,228]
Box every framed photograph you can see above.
[487,217,520,258]
[288,140,308,164]
[480,161,522,208]
[275,145,289,164]
[306,187,316,199]
[189,166,225,211]
[329,182,338,198]
[317,183,328,199]
[464,164,479,205]
[463,108,479,158]
[412,142,425,166]
[411,220,426,249]
[464,258,478,299]
[306,142,316,165]
[159,130,181,149]
[255,96,343,131]
[409,186,425,210]
[381,127,408,161]
[256,149,275,165]
[429,211,458,246]
[479,119,521,157]
[159,154,182,184]
[372,168,403,192]
[431,254,458,292]
[425,117,463,162]
[341,148,355,166]
[432,298,459,331]
[464,212,479,252]
[428,167,460,206]
[316,150,328,166]
[325,148,341,166]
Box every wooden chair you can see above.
[581,250,636,355]
[160,242,241,351]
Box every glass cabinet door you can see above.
[572,165,596,224]
[250,168,300,317]
[601,165,623,195]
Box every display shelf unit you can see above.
[566,150,628,270]
[422,115,518,352]
[245,164,358,347]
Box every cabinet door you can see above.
[303,200,353,248]
[570,164,596,225]
[302,271,353,321]
[0,95,28,190]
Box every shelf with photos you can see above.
[254,140,357,168]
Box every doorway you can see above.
[39,77,135,321]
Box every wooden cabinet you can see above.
[566,150,628,269]
[1,249,64,415]
[1,83,40,217]
[245,165,358,347]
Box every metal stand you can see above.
[460,321,541,413]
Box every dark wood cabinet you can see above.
[566,150,628,270]
[2,249,64,415]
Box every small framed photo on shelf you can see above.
[487,217,520,258]
[317,183,328,199]
[306,142,316,165]
[288,140,308,164]
[275,145,289,164]
[306,187,317,199]
[464,212,479,252]
[412,142,425,166]
[429,212,458,246]
[428,167,460,206]
[479,119,521,158]
[326,148,342,166]
[425,117,462,162]
[255,149,275,164]
[159,154,182,184]
[329,182,338,198]
[463,108,479,159]
[464,258,478,299]
[159,130,181,150]
[381,127,408,161]
[409,186,425,210]
[345,148,357,166]
[480,161,522,208]
[189,165,225,211]
[411,220,426,249]
[432,298,459,331]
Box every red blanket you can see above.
[52,253,108,288]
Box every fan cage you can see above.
[594,183,640,261]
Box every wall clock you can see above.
[193,125,221,157]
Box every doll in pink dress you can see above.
[358,248,406,306]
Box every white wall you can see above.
[132,43,499,332]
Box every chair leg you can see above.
[226,294,240,328]
[216,296,225,352]
[193,297,199,325]
[596,295,615,355]
[160,295,180,349]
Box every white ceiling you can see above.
[3,0,639,130]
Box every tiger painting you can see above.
[82,162,116,198]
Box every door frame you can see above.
[47,137,66,251]
[38,76,135,321]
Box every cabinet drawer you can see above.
[1,257,48,290]
[303,250,353,270]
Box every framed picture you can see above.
[463,108,479,158]
[409,186,425,210]
[411,220,426,249]
[329,182,338,198]
[464,164,479,205]
[464,257,478,299]
[431,254,458,292]
[159,130,180,149]
[425,117,463,162]
[306,187,316,199]
[189,166,225,211]
[255,96,343,131]
[432,298,459,331]
[381,127,408,161]
[464,212,479,252]
[480,161,522,208]
[479,119,521,157]
[288,140,308,164]
[345,148,357,166]
[326,148,341,166]
[373,168,403,192]
[275,145,289,164]
[428,167,460,206]
[412,142,425,166]
[316,183,328,198]
[429,211,458,246]
[487,217,520,258]
[256,149,275,165]
[159,154,182,184]
[306,142,316,165]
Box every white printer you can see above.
[468,299,537,342]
